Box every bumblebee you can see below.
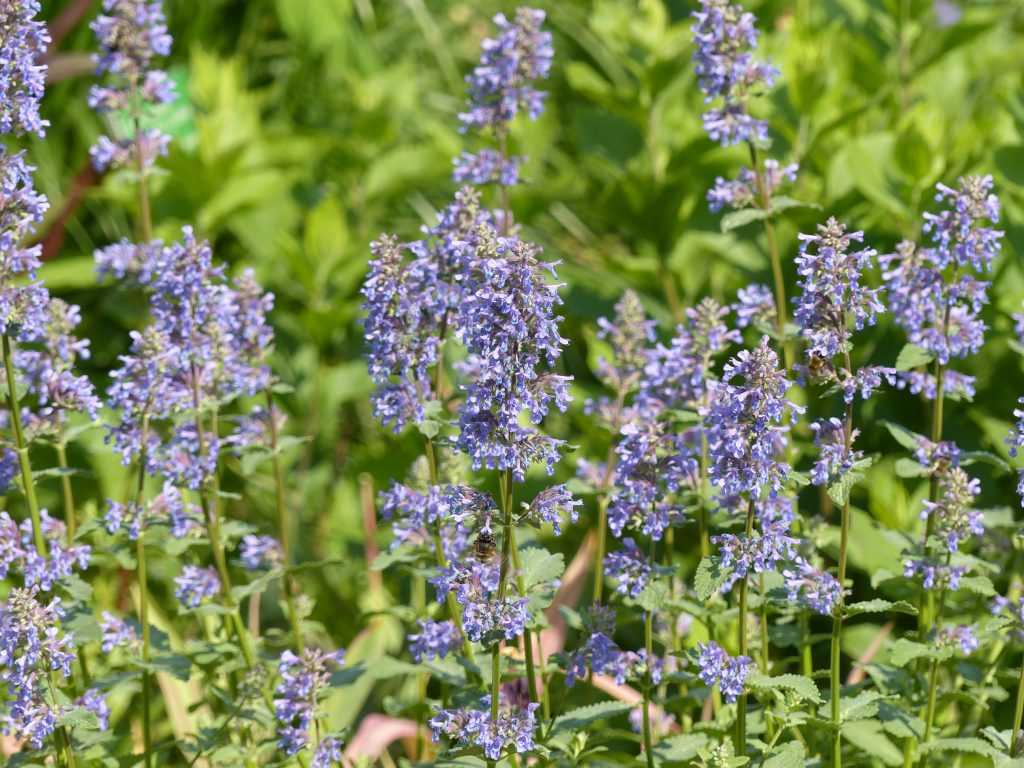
[474,528,497,562]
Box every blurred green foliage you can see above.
[30,0,1024,742]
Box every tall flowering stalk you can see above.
[89,4,174,761]
[793,217,887,767]
[882,177,1002,766]
[704,337,799,754]
[692,0,795,365]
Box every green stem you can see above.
[265,389,302,651]
[491,470,516,726]
[642,573,655,768]
[919,557,952,768]
[799,613,813,677]
[56,442,76,542]
[735,499,755,757]
[747,142,793,369]
[1012,660,1024,756]
[135,419,153,768]
[509,529,539,709]
[4,333,46,556]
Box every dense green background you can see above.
[26,0,1024,746]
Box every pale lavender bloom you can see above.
[704,337,800,498]
[174,565,220,608]
[312,737,343,768]
[431,559,527,642]
[708,160,797,212]
[100,611,139,653]
[733,284,775,329]
[696,641,752,703]
[809,418,862,487]
[458,8,552,131]
[783,558,842,615]
[605,538,652,598]
[274,647,345,756]
[524,484,581,534]
[0,1,50,137]
[240,535,283,570]
[895,369,975,401]
[408,619,461,662]
[903,557,966,591]
[0,589,76,748]
[89,0,175,170]
[430,695,539,760]
[453,150,522,186]
[76,688,111,731]
[691,0,777,146]
[936,624,977,654]
[1009,396,1024,507]
[920,466,982,552]
[794,217,884,361]
[882,177,1003,365]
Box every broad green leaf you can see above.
[652,733,710,762]
[721,207,771,232]
[882,421,925,451]
[748,673,823,704]
[918,737,1002,759]
[550,701,632,734]
[842,719,903,766]
[519,547,565,592]
[763,741,806,768]
[895,344,934,371]
[890,639,953,668]
[694,556,728,601]
[845,599,918,617]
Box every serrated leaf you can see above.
[895,343,934,371]
[828,469,863,507]
[652,733,710,761]
[845,599,918,617]
[919,737,1002,758]
[634,579,669,612]
[763,741,806,768]
[721,206,771,232]
[694,556,728,601]
[551,701,632,734]
[519,547,565,592]
[748,673,823,704]
[959,575,995,597]
[230,570,279,602]
[890,638,953,667]
[369,548,421,571]
[840,690,886,721]
[58,705,100,730]
[770,196,822,214]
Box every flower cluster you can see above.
[0,589,76,748]
[240,535,283,570]
[89,0,175,171]
[274,647,345,756]
[408,619,462,662]
[921,466,982,552]
[0,1,49,137]
[455,228,571,479]
[691,0,778,146]
[587,290,656,429]
[705,337,798,498]
[104,481,201,540]
[101,228,275,488]
[174,565,220,608]
[783,559,843,615]
[523,484,581,534]
[430,694,539,760]
[0,511,91,592]
[935,624,978,655]
[809,418,861,487]
[605,538,653,598]
[458,8,552,132]
[379,482,493,548]
[794,217,884,361]
[903,557,967,591]
[882,177,1003,367]
[711,496,799,592]
[708,160,797,212]
[432,558,528,642]
[696,641,752,703]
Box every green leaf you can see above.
[959,575,995,597]
[845,599,918,617]
[840,690,886,721]
[894,457,928,478]
[748,673,823,704]
[230,570,279,602]
[368,548,421,571]
[961,450,1012,474]
[720,207,771,232]
[770,196,822,214]
[890,638,953,667]
[882,421,925,451]
[551,701,632,734]
[919,737,1002,759]
[842,719,903,766]
[694,556,728,601]
[652,733,710,762]
[828,469,863,507]
[995,145,1024,187]
[58,705,100,730]
[519,547,565,592]
[763,742,806,768]
[634,579,669,613]
[895,344,934,371]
